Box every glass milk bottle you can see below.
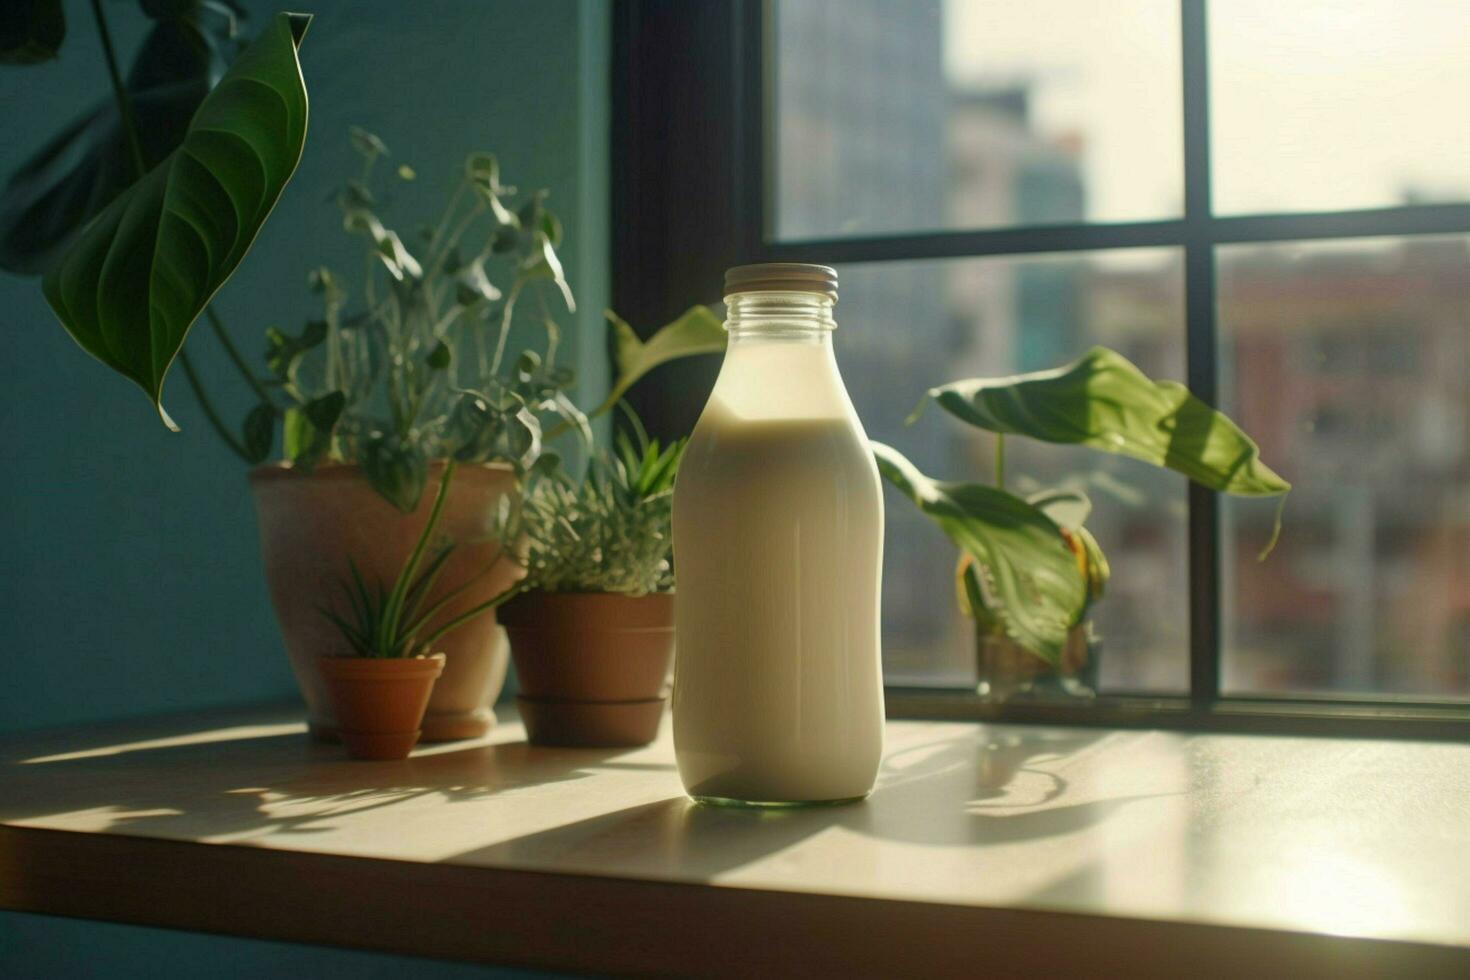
[672,263,884,806]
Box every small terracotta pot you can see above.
[499,591,674,747]
[250,461,520,742]
[318,654,446,760]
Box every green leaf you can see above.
[282,408,311,463]
[490,226,518,253]
[521,230,574,311]
[283,391,343,468]
[464,152,519,227]
[362,433,428,513]
[265,320,326,384]
[1026,487,1091,530]
[454,256,500,306]
[590,306,726,419]
[242,402,274,464]
[546,391,591,446]
[303,390,345,432]
[464,152,505,192]
[505,407,543,473]
[874,442,1085,663]
[0,6,242,273]
[916,346,1291,498]
[307,266,342,301]
[41,13,311,429]
[516,189,547,230]
[445,392,501,462]
[0,0,65,64]
[349,126,387,160]
[540,210,563,246]
[341,177,375,210]
[344,210,421,281]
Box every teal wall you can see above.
[0,0,609,734]
[0,1,608,976]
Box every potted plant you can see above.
[876,346,1291,701]
[244,133,572,741]
[3,6,721,737]
[243,130,725,740]
[315,457,523,760]
[497,422,684,747]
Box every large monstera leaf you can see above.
[43,12,310,429]
[874,443,1086,663]
[915,346,1291,498]
[0,3,244,273]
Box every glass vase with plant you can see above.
[496,419,686,747]
[876,346,1290,701]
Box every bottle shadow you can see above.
[446,726,1177,880]
[5,709,1179,884]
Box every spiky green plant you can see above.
[319,461,523,657]
[506,421,685,596]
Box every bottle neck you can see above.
[724,291,836,344]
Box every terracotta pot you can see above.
[318,654,446,760]
[250,460,521,741]
[499,591,674,747]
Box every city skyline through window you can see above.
[770,0,1470,700]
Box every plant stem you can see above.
[418,582,525,651]
[178,350,251,462]
[489,277,525,375]
[89,0,146,180]
[381,459,458,652]
[207,308,278,410]
[425,182,469,272]
[994,434,1006,491]
[406,459,457,587]
[536,288,559,369]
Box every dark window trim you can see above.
[761,205,1470,264]
[612,0,1470,739]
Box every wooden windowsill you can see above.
[2,705,1468,977]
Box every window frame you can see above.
[611,0,1470,739]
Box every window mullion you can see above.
[1182,0,1222,706]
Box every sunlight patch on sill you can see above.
[22,723,305,764]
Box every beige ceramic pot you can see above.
[250,460,521,741]
[500,591,674,747]
[319,654,446,760]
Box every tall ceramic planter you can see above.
[250,460,520,741]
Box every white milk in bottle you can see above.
[672,264,884,805]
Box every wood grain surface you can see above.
[2,705,1468,977]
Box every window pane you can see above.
[1220,236,1470,697]
[836,251,1187,691]
[772,0,1183,240]
[1211,1,1470,215]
